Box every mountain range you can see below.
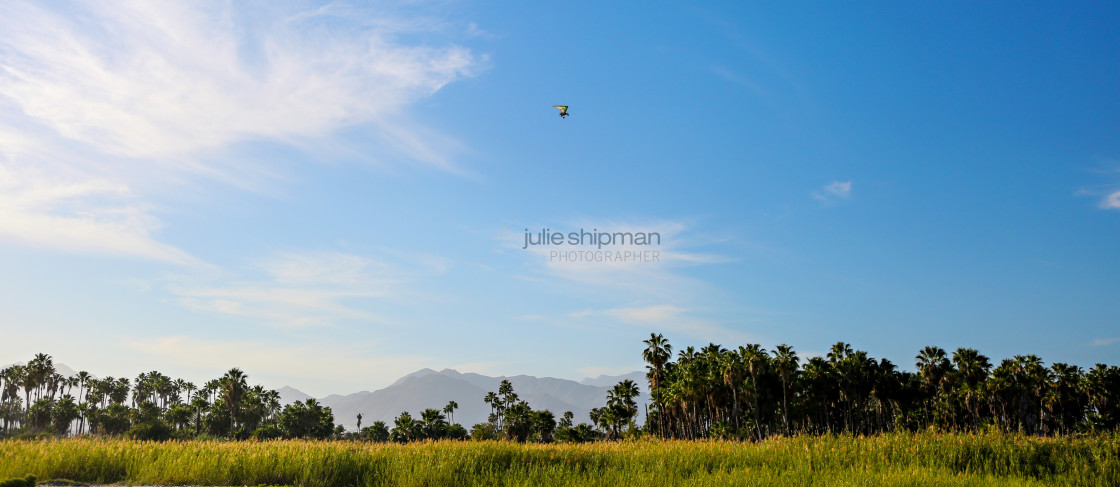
[280,368,648,431]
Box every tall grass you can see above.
[1,433,1117,486]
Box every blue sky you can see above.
[1,1,1117,396]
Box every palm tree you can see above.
[916,346,950,427]
[47,372,63,401]
[444,400,459,425]
[1083,364,1120,433]
[20,366,36,418]
[498,380,515,405]
[52,396,79,436]
[110,378,130,405]
[740,344,768,439]
[27,353,54,404]
[1010,354,1049,434]
[484,392,498,424]
[643,333,672,434]
[0,366,22,432]
[829,348,872,433]
[772,344,799,433]
[190,395,209,436]
[181,381,196,403]
[601,380,641,439]
[800,357,833,433]
[869,358,900,431]
[172,378,189,405]
[203,380,220,404]
[827,342,852,363]
[531,409,556,442]
[495,380,518,429]
[219,368,248,432]
[951,348,990,430]
[75,371,91,406]
[77,401,93,435]
[392,412,418,442]
[594,406,620,439]
[261,389,281,421]
[4,365,28,426]
[719,349,743,431]
[63,376,78,400]
[166,403,192,432]
[613,380,640,410]
[420,408,447,439]
[1047,363,1084,435]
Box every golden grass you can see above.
[1,432,1116,486]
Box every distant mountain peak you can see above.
[277,386,312,405]
[389,368,439,387]
[315,368,649,431]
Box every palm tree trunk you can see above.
[731,387,739,432]
[781,378,789,434]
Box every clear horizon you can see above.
[1,1,1117,398]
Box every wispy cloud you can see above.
[813,181,852,204]
[171,249,448,328]
[596,304,688,323]
[0,0,477,262]
[1101,190,1120,210]
[0,1,474,161]
[1091,337,1120,346]
[0,162,204,266]
[1076,166,1120,210]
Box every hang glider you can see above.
[553,105,569,118]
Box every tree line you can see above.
[0,354,333,441]
[640,334,1120,439]
[4,334,1118,442]
[0,354,602,443]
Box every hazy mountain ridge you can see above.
[580,371,647,387]
[279,369,649,431]
[276,386,312,404]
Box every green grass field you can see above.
[1,433,1117,486]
